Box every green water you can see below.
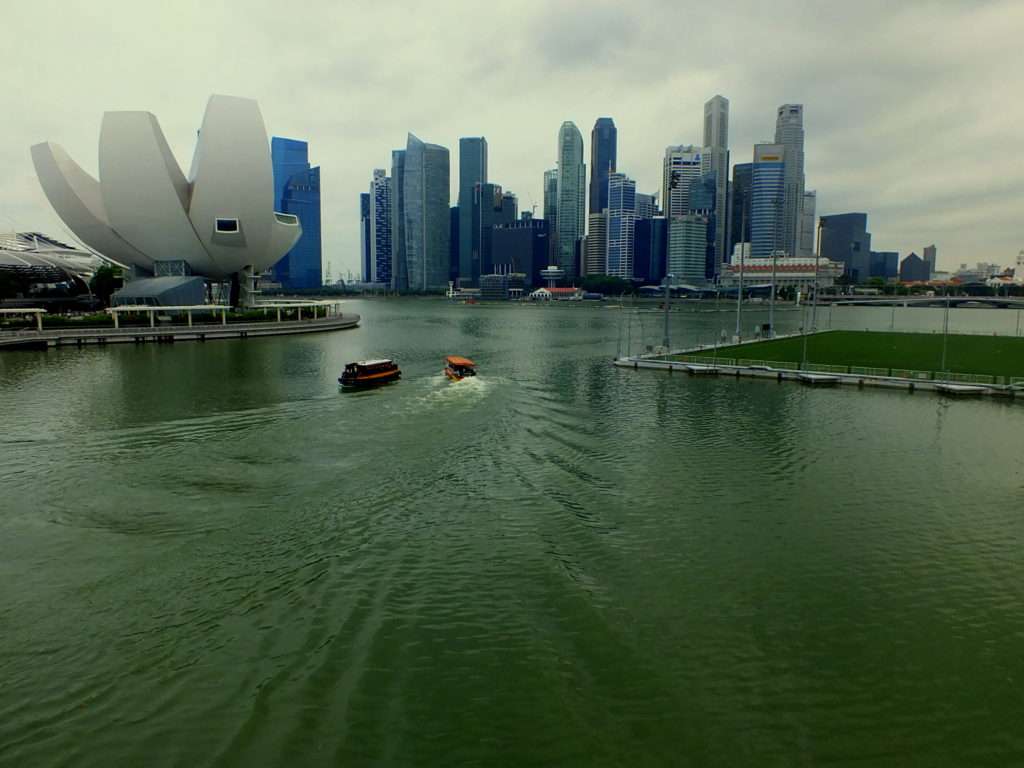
[1,299,1023,766]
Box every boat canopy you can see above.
[445,355,475,367]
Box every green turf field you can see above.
[682,330,1024,378]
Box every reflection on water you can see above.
[1,299,1023,767]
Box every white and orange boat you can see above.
[444,355,477,381]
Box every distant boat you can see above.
[339,359,401,389]
[444,355,477,381]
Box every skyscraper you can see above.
[688,173,717,280]
[774,104,805,257]
[390,149,406,291]
[634,217,667,284]
[583,213,607,277]
[360,192,371,282]
[729,163,752,259]
[750,144,786,259]
[703,95,729,275]
[635,193,656,220]
[471,182,517,279]
[543,168,558,238]
[870,251,899,279]
[923,244,937,278]
[402,133,450,292]
[589,118,617,215]
[492,219,550,288]
[458,137,488,285]
[270,137,322,289]
[555,122,585,279]
[668,215,709,284]
[605,172,636,279]
[369,169,392,284]
[820,213,872,281]
[799,190,817,257]
[662,145,703,220]
[449,206,459,284]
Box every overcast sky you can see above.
[3,0,1021,275]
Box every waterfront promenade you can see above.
[0,312,360,350]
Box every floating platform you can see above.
[935,383,986,397]
[799,373,840,387]
[614,354,1019,402]
[683,364,719,376]
[0,313,360,350]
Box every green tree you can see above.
[89,265,123,307]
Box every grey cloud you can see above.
[2,0,1022,278]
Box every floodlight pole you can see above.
[734,200,747,340]
[662,273,675,350]
[803,219,823,369]
[940,291,950,378]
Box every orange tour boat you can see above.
[444,355,477,381]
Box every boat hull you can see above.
[339,370,401,389]
[444,367,475,381]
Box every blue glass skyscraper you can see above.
[750,144,786,259]
[271,137,322,289]
[688,173,717,279]
[401,134,450,292]
[605,172,636,279]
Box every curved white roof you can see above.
[30,95,301,282]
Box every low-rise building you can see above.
[720,253,844,289]
[529,286,581,301]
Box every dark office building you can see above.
[589,117,617,215]
[458,137,488,284]
[634,216,668,284]
[390,149,407,291]
[870,250,899,279]
[479,272,526,300]
[820,212,872,282]
[449,206,460,284]
[360,192,371,282]
[689,173,717,280]
[471,183,517,282]
[729,163,752,261]
[491,219,550,288]
[900,252,929,282]
[923,244,937,278]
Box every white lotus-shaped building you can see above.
[31,94,300,302]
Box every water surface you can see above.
[1,299,1023,766]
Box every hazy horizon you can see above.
[3,0,1021,277]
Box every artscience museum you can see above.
[31,94,300,307]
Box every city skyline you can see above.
[3,1,1022,278]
